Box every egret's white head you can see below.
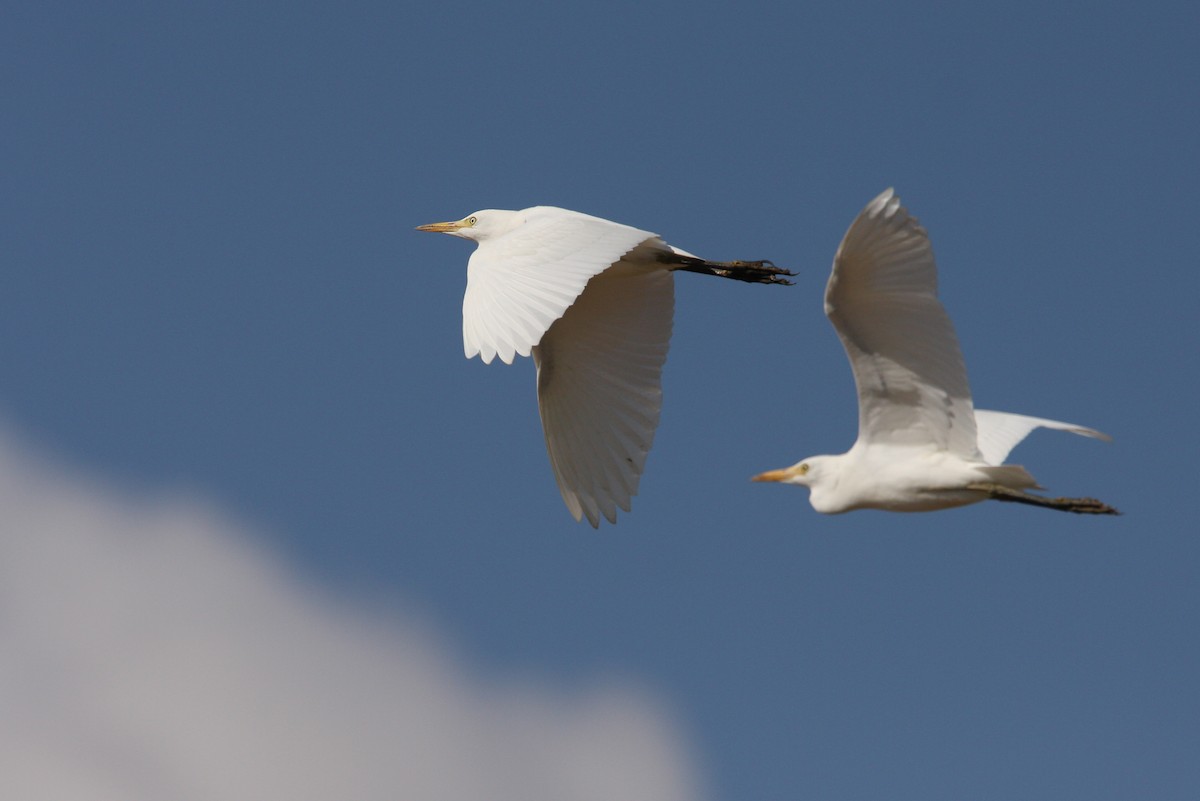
[415,209,519,242]
[752,455,847,513]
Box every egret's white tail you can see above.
[973,410,1111,466]
[979,463,1040,490]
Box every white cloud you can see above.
[0,428,706,801]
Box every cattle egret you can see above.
[752,189,1118,515]
[418,206,793,526]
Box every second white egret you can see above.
[418,206,793,526]
[752,189,1118,516]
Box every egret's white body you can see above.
[753,189,1117,515]
[418,206,790,526]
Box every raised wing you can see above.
[973,409,1111,466]
[532,257,674,526]
[462,207,659,364]
[826,189,978,456]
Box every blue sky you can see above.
[3,2,1198,799]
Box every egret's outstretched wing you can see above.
[973,409,1111,466]
[826,189,978,455]
[462,207,659,365]
[533,257,674,527]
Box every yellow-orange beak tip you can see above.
[751,468,790,483]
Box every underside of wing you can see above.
[973,409,1112,465]
[826,189,978,456]
[462,207,661,364]
[532,259,675,527]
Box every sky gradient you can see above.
[4,2,1198,799]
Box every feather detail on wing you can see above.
[973,409,1112,466]
[532,258,674,527]
[826,189,978,456]
[462,207,660,364]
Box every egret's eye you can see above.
[798,463,809,475]
[466,216,478,226]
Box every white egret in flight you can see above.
[753,189,1118,515]
[418,206,793,526]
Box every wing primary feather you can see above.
[533,262,673,526]
[827,189,978,456]
[973,409,1111,466]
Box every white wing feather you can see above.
[826,189,979,456]
[532,257,674,527]
[462,207,659,364]
[973,409,1111,466]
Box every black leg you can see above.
[966,483,1121,515]
[664,254,796,285]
